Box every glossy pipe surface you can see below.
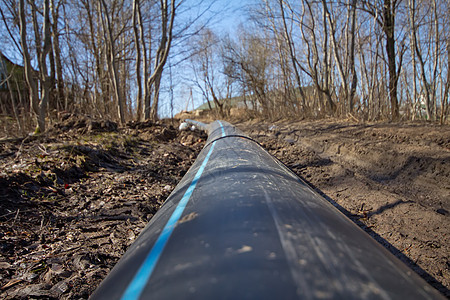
[91,121,443,300]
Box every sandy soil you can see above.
[237,119,450,297]
[0,116,448,298]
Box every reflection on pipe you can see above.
[91,120,444,300]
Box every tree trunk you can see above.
[441,36,450,124]
[383,0,399,120]
[408,0,418,120]
[48,37,57,113]
[208,80,224,117]
[278,0,306,108]
[145,0,176,121]
[51,0,65,112]
[323,0,348,112]
[348,0,358,113]
[431,0,439,120]
[140,5,150,122]
[19,0,41,132]
[321,1,336,114]
[83,0,105,115]
[413,21,432,120]
[100,0,125,125]
[37,0,52,132]
[150,71,160,121]
[133,0,143,121]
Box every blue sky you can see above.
[208,0,253,34]
[161,0,257,117]
[0,0,257,118]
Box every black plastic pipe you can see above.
[91,121,443,299]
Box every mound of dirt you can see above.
[50,113,119,134]
[0,118,206,299]
[237,119,450,297]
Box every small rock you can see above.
[179,122,189,131]
[11,283,52,298]
[436,208,448,216]
[0,261,11,269]
[50,280,69,296]
[284,138,295,145]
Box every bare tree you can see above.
[276,0,307,110]
[299,0,336,114]
[408,0,418,119]
[322,0,348,111]
[50,0,64,112]
[440,2,450,124]
[99,0,125,125]
[145,0,177,121]
[18,0,52,133]
[409,0,433,120]
[360,0,404,120]
[190,28,225,116]
[133,0,143,120]
[347,0,358,114]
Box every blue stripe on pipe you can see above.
[218,120,226,137]
[120,123,224,300]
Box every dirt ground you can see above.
[0,115,448,298]
[237,119,450,297]
[0,115,206,299]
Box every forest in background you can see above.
[0,0,449,137]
